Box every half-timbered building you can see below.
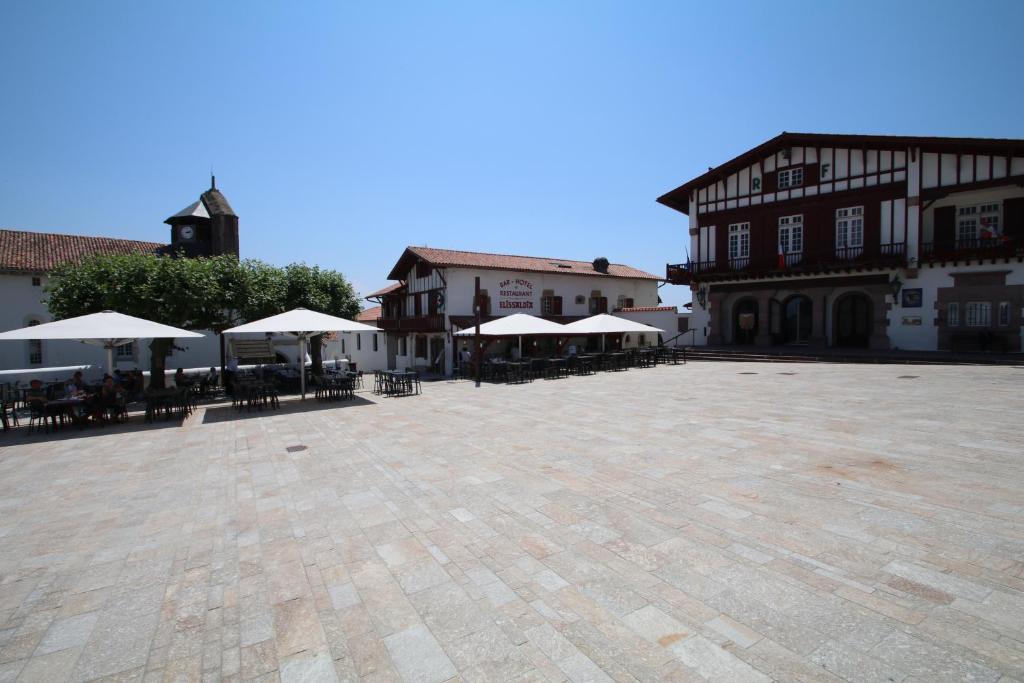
[367,247,664,374]
[659,133,1024,352]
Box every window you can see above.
[27,319,42,365]
[372,334,379,352]
[835,207,864,256]
[947,302,959,327]
[575,295,585,305]
[31,276,41,287]
[415,335,427,358]
[588,296,607,315]
[778,215,804,265]
[965,301,991,327]
[777,167,803,189]
[341,338,346,354]
[998,301,1010,326]
[115,342,133,359]
[541,295,562,315]
[356,333,361,351]
[728,222,750,264]
[957,203,1001,244]
[399,336,407,356]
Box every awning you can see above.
[561,313,664,335]
[453,314,566,337]
[0,310,204,374]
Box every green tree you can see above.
[46,253,249,389]
[279,264,361,375]
[45,254,362,388]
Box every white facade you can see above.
[381,261,662,375]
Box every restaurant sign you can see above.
[497,278,535,311]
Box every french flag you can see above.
[777,243,786,269]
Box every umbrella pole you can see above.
[299,336,306,400]
[105,343,114,376]
[518,336,522,359]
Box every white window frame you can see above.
[835,206,864,256]
[777,166,804,189]
[778,215,804,265]
[115,342,133,359]
[997,301,1010,327]
[957,203,1001,244]
[728,222,750,263]
[965,301,991,328]
[947,302,959,327]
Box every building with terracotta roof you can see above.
[368,246,665,374]
[0,178,238,373]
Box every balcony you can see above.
[666,242,906,283]
[376,314,445,333]
[921,236,1023,263]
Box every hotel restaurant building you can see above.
[366,247,670,375]
[659,132,1024,352]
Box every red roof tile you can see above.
[356,305,381,322]
[0,229,165,274]
[388,246,661,281]
[366,282,406,298]
[614,306,678,313]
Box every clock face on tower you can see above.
[178,225,196,241]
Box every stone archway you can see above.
[833,292,873,348]
[782,295,813,345]
[732,298,758,345]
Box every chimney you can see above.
[592,257,609,274]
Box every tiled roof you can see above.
[614,306,678,313]
[366,282,405,298]
[0,229,166,274]
[356,305,381,323]
[389,246,661,281]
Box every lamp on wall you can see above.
[695,284,708,310]
[889,274,904,303]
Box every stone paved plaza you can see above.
[1,361,1023,682]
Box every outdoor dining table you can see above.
[44,397,89,427]
[637,348,657,368]
[607,352,628,371]
[504,361,530,384]
[378,370,420,397]
[574,355,596,375]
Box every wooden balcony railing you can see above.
[921,236,1022,262]
[667,242,906,283]
[376,314,445,332]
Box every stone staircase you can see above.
[682,346,1023,366]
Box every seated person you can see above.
[65,371,86,396]
[26,379,47,406]
[200,367,218,397]
[173,368,191,388]
[94,376,125,423]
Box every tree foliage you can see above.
[46,253,362,388]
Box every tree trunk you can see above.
[310,333,323,376]
[149,338,172,390]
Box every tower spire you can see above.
[210,172,216,190]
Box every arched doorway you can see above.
[783,295,812,345]
[834,293,873,347]
[733,298,758,345]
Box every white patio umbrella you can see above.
[453,313,566,358]
[222,307,378,399]
[561,314,664,351]
[0,310,204,375]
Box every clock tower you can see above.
[164,176,240,259]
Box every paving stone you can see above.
[0,363,1021,681]
[382,623,456,683]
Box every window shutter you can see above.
[934,206,956,244]
[625,298,634,308]
[1004,198,1024,239]
[553,296,563,315]
[599,297,608,313]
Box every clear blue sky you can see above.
[2,1,1022,311]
